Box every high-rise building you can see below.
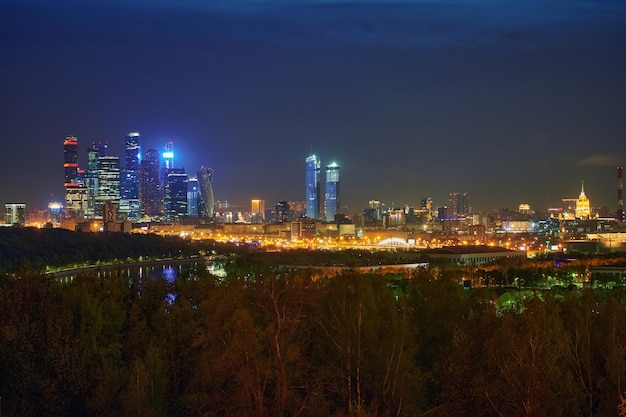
[160,141,174,190]
[197,166,215,219]
[120,132,141,220]
[575,181,591,219]
[95,156,120,219]
[187,177,199,217]
[63,136,88,218]
[305,154,321,219]
[275,200,290,223]
[86,142,107,218]
[325,162,340,222]
[251,199,265,223]
[421,197,433,222]
[164,168,187,222]
[449,192,469,218]
[5,203,26,226]
[139,148,161,218]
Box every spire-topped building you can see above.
[575,180,591,219]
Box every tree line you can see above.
[1,263,626,416]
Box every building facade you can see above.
[164,168,187,222]
[305,154,321,220]
[197,166,215,219]
[120,132,141,220]
[325,162,340,222]
[139,148,161,218]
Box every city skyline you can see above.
[1,0,625,213]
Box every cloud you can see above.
[577,154,622,166]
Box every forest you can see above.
[2,260,626,416]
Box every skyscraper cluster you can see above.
[62,134,214,222]
[305,154,340,222]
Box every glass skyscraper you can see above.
[120,132,141,220]
[64,135,88,218]
[325,162,340,222]
[139,148,161,218]
[197,166,214,219]
[164,168,187,222]
[305,154,321,220]
[86,141,107,218]
[95,156,120,218]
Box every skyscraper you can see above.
[160,141,174,190]
[575,181,591,219]
[197,166,215,219]
[305,154,321,220]
[187,177,199,217]
[63,135,88,218]
[120,132,141,220]
[325,162,340,222]
[448,192,470,218]
[139,148,161,218]
[164,168,187,222]
[95,156,120,219]
[86,141,107,218]
[275,200,290,223]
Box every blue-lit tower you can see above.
[187,176,199,217]
[160,141,174,188]
[325,162,340,222]
[305,154,321,219]
[120,132,141,220]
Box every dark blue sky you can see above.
[1,0,625,213]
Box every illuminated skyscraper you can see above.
[64,135,88,218]
[251,199,265,223]
[197,166,215,219]
[139,148,161,217]
[449,192,469,218]
[95,156,120,218]
[275,200,290,223]
[86,142,107,218]
[160,141,174,189]
[164,168,187,222]
[5,203,25,226]
[120,132,141,220]
[325,162,340,222]
[305,154,321,219]
[575,181,591,219]
[187,177,199,217]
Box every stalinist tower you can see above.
[575,180,591,219]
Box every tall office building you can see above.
[305,154,321,219]
[5,203,26,226]
[160,141,174,190]
[449,192,470,218]
[325,162,340,222]
[95,156,120,219]
[187,177,199,217]
[421,197,433,222]
[251,199,265,223]
[197,166,215,219]
[63,136,88,218]
[164,168,187,222]
[275,200,290,223]
[120,132,141,220]
[86,142,107,218]
[139,148,161,218]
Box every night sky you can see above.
[2,0,625,214]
